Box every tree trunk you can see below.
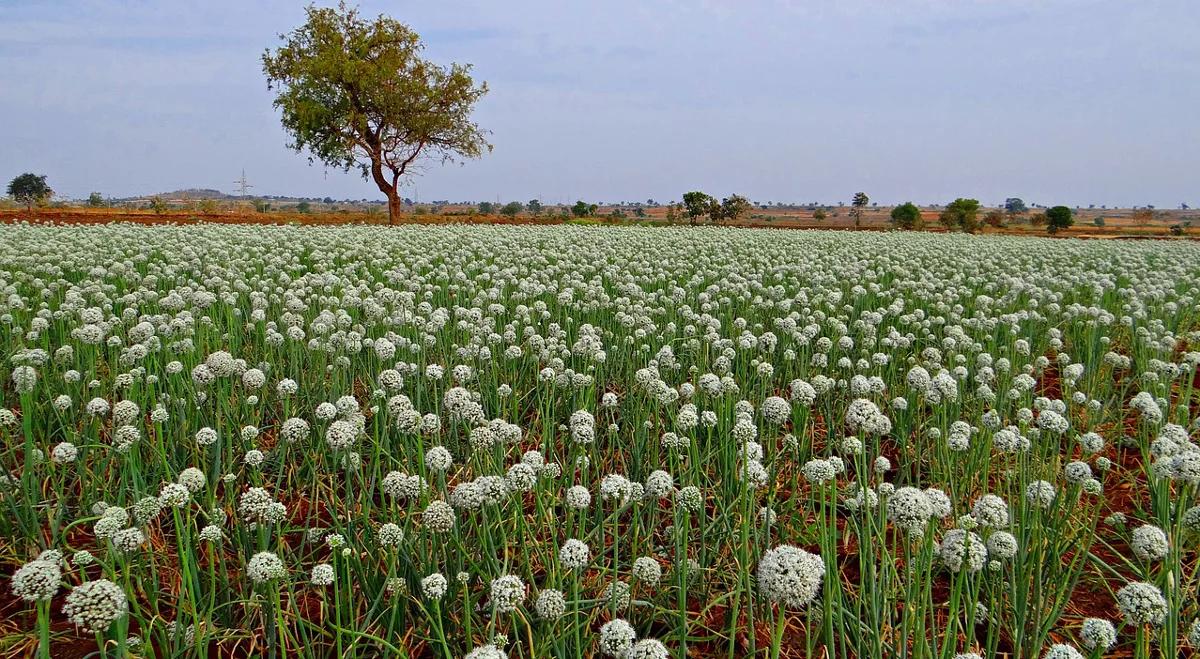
[387,192,402,225]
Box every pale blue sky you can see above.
[1,0,1196,206]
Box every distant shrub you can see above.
[1093,217,1105,227]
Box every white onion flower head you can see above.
[1116,582,1168,625]
[1131,524,1169,562]
[599,619,637,657]
[247,551,286,584]
[938,530,987,573]
[310,563,335,586]
[626,639,669,659]
[422,572,448,600]
[1079,618,1117,651]
[489,574,525,613]
[11,559,61,602]
[63,579,127,633]
[1042,645,1084,659]
[757,545,824,608]
[559,538,591,570]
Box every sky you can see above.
[1,0,1197,207]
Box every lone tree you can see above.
[1045,205,1074,234]
[526,199,542,215]
[87,192,105,207]
[939,198,981,233]
[262,3,491,224]
[812,208,828,221]
[499,201,523,218]
[1004,197,1027,219]
[850,192,869,229]
[6,173,53,210]
[682,191,713,225]
[890,202,922,230]
[571,201,597,218]
[710,194,748,224]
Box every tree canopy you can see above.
[939,198,981,233]
[262,2,490,224]
[6,173,53,210]
[1045,205,1074,234]
[850,192,869,228]
[890,202,922,230]
[681,191,713,225]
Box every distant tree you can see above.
[1132,208,1154,226]
[478,201,495,214]
[983,210,1005,228]
[6,173,53,210]
[1045,205,1074,234]
[1181,203,1190,210]
[633,207,646,218]
[262,3,491,224]
[646,198,657,206]
[87,192,105,207]
[150,196,170,214]
[682,191,713,226]
[608,208,626,220]
[527,199,542,215]
[665,203,679,223]
[1093,216,1105,227]
[1170,224,1184,236]
[812,208,828,221]
[939,198,981,233]
[717,194,752,223]
[297,200,311,213]
[1004,197,1027,219]
[850,192,869,229]
[571,200,597,218]
[500,201,523,217]
[253,199,272,213]
[890,202,922,230]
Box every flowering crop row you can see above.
[2,223,1199,658]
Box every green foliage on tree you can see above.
[526,199,542,215]
[571,201,597,218]
[633,207,646,218]
[6,173,53,210]
[939,198,981,233]
[262,2,491,224]
[983,210,1005,228]
[1004,197,1027,217]
[150,196,170,214]
[500,201,523,217]
[850,192,869,229]
[297,200,312,213]
[890,202,922,230]
[714,194,752,223]
[812,208,828,221]
[1045,205,1074,234]
[681,191,713,225]
[478,201,495,214]
[87,192,105,208]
